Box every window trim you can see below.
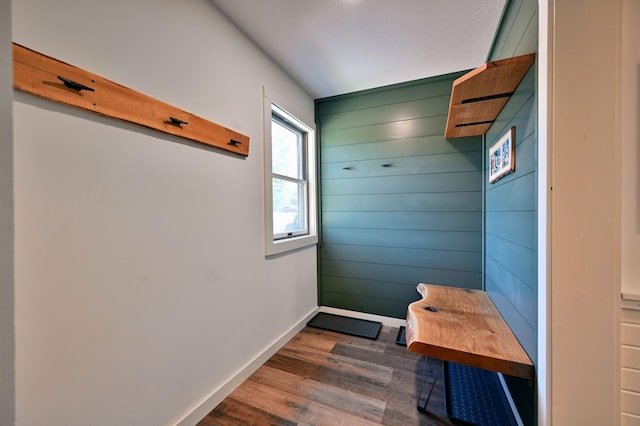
[263,86,317,256]
[271,113,308,240]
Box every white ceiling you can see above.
[209,0,507,99]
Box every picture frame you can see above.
[489,127,516,183]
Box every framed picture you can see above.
[489,127,516,183]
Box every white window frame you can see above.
[263,86,317,256]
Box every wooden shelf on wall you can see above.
[444,53,535,139]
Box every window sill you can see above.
[266,233,318,256]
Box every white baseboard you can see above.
[175,306,406,425]
[318,306,407,328]
[175,307,320,426]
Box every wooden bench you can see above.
[406,283,534,414]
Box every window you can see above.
[263,88,317,255]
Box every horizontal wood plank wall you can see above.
[316,74,483,319]
[622,308,640,423]
[484,0,538,423]
[486,0,538,365]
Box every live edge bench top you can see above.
[406,283,535,379]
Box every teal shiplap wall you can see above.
[486,0,538,366]
[316,74,483,319]
[485,0,538,423]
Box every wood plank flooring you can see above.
[198,325,459,425]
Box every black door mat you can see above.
[443,361,517,426]
[395,325,407,346]
[307,313,382,340]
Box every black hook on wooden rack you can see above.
[169,117,188,126]
[228,139,241,147]
[58,76,94,92]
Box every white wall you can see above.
[0,0,14,424]
[12,1,317,425]
[621,0,640,296]
[548,0,621,424]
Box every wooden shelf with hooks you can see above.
[445,53,535,139]
[12,43,250,156]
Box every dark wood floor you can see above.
[198,325,459,425]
